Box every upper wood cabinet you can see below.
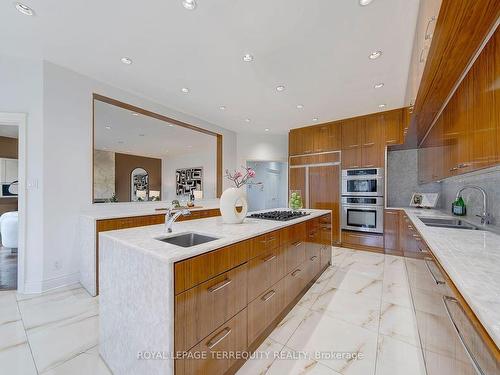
[341,119,363,168]
[289,122,341,156]
[383,109,405,146]
[418,28,499,182]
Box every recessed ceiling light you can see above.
[374,83,384,89]
[359,0,374,6]
[276,85,285,92]
[120,57,133,65]
[15,2,34,16]
[369,51,382,60]
[296,104,304,109]
[105,126,111,130]
[182,0,197,10]
[265,128,270,132]
[245,118,251,123]
[219,106,226,110]
[378,104,386,108]
[243,53,254,62]
[181,87,190,93]
[312,118,318,122]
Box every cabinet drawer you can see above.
[174,240,249,294]
[284,265,309,306]
[250,230,281,259]
[247,278,287,345]
[342,231,384,248]
[247,246,286,301]
[175,263,247,352]
[282,222,306,246]
[175,309,248,375]
[304,249,321,283]
[285,239,306,274]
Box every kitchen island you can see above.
[98,209,332,375]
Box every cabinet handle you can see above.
[424,16,436,40]
[261,290,276,302]
[310,256,318,261]
[442,296,485,375]
[260,236,276,244]
[419,48,427,63]
[207,278,232,293]
[449,166,459,172]
[291,269,302,277]
[262,254,276,263]
[206,327,232,349]
[424,258,445,285]
[292,241,303,247]
[457,163,470,169]
[412,234,421,240]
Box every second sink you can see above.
[418,217,480,230]
[157,232,219,247]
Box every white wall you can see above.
[161,142,217,201]
[1,57,237,292]
[236,133,288,167]
[0,55,45,291]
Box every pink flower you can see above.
[234,171,243,179]
[247,168,256,177]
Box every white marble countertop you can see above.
[99,209,331,265]
[80,199,220,220]
[389,207,500,349]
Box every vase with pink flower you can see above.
[220,167,260,224]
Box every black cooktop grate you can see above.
[248,210,310,221]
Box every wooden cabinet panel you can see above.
[341,230,384,253]
[174,240,249,294]
[384,109,404,145]
[247,246,285,302]
[285,238,306,275]
[341,119,362,168]
[384,209,401,255]
[308,164,339,244]
[284,265,309,306]
[319,214,332,269]
[289,128,314,156]
[362,116,384,168]
[247,278,287,345]
[175,263,248,352]
[249,230,281,259]
[313,122,341,152]
[175,309,248,375]
[341,147,362,169]
[288,167,306,199]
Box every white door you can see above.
[265,168,280,209]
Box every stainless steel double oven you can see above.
[341,168,384,233]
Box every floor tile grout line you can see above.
[372,252,386,375]
[16,297,40,375]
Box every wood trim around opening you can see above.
[92,93,224,201]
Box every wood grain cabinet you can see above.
[341,119,363,168]
[384,209,401,256]
[417,25,500,181]
[289,122,341,156]
[174,215,332,375]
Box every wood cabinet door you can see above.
[341,119,362,168]
[384,109,404,145]
[308,164,340,244]
[313,122,341,152]
[288,167,306,202]
[175,309,248,375]
[247,246,285,301]
[319,214,332,268]
[175,263,248,352]
[384,210,401,255]
[289,129,301,156]
[361,117,384,168]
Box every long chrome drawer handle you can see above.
[206,327,232,349]
[292,241,303,247]
[291,269,301,277]
[424,258,445,285]
[207,278,232,293]
[261,290,276,302]
[262,254,276,263]
[442,296,485,375]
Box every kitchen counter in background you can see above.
[78,199,220,296]
[390,207,500,349]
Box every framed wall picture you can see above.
[176,167,203,196]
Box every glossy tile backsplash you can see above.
[387,149,441,208]
[441,166,500,227]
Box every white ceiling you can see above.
[94,100,215,158]
[1,0,419,134]
[0,125,19,139]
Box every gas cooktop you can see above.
[248,210,310,221]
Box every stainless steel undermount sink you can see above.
[157,232,219,247]
[418,217,480,230]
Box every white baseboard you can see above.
[23,272,81,294]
